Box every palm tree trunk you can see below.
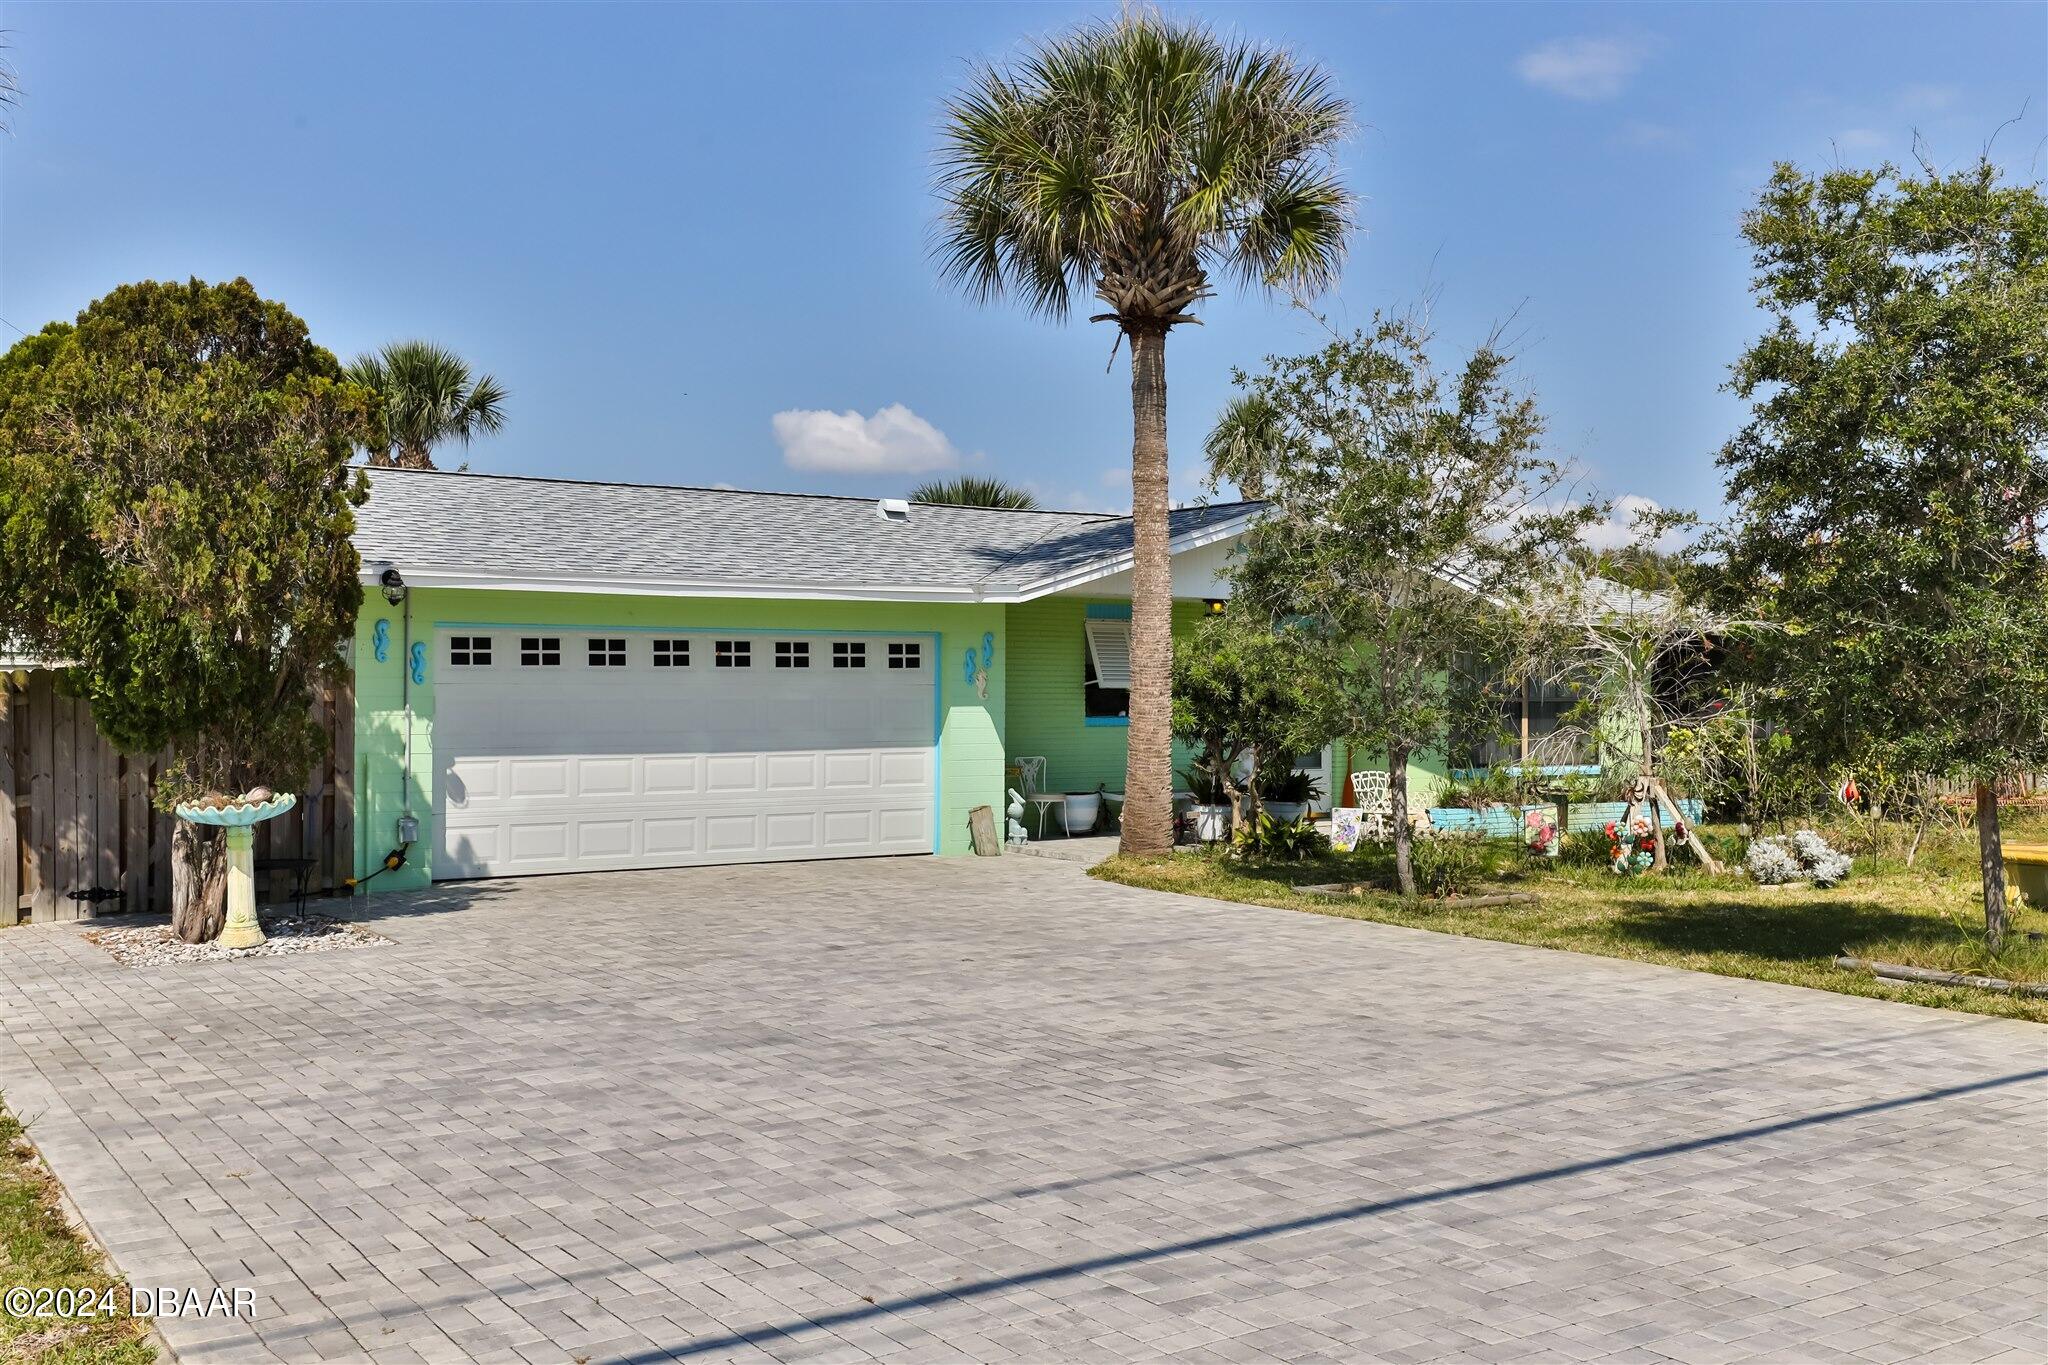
[1121,325,1175,856]
[1977,779,2008,949]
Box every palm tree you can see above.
[1204,395,1285,499]
[348,340,507,469]
[934,13,1351,855]
[909,475,1040,509]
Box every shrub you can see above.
[1557,831,1612,869]
[1745,829,1853,887]
[1230,810,1331,862]
[1257,767,1323,805]
[1409,830,1486,898]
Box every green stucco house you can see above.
[346,467,1288,891]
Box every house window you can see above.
[775,640,810,669]
[449,636,492,667]
[1083,618,1131,719]
[520,636,561,667]
[887,642,921,670]
[715,640,751,668]
[652,639,689,668]
[832,641,866,669]
[587,637,627,667]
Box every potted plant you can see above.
[1062,787,1104,835]
[1258,768,1322,824]
[1179,763,1233,843]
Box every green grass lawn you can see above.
[1094,814,2048,1024]
[0,1105,154,1365]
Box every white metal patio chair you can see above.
[1349,770,1393,843]
[1013,756,1062,838]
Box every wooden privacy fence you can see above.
[1,671,354,924]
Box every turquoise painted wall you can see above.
[352,590,1004,892]
[1003,596,1206,794]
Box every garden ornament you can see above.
[172,791,300,949]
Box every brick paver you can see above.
[0,856,2042,1363]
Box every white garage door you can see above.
[431,628,936,878]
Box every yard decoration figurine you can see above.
[172,792,299,949]
[1606,818,1656,875]
[1525,808,1560,858]
[1005,788,1030,846]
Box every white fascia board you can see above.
[997,512,1259,603]
[362,566,988,603]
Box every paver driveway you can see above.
[1,857,2043,1365]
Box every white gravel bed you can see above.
[83,915,391,966]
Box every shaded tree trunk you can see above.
[170,821,227,944]
[1120,325,1175,856]
[1977,779,2008,949]
[1390,746,1415,897]
[394,442,435,470]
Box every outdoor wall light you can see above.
[379,566,407,605]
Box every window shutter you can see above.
[1084,618,1133,690]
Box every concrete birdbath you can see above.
[172,793,298,950]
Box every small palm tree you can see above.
[349,340,507,469]
[934,13,1351,855]
[909,476,1040,509]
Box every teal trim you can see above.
[1084,716,1130,727]
[1084,603,1132,619]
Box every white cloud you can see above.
[771,403,960,474]
[1581,494,1685,553]
[1515,36,1655,101]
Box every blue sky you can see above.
[2,2,2042,533]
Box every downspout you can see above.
[398,586,418,845]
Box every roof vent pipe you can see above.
[877,498,910,522]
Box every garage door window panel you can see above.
[449,636,493,667]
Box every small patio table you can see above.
[1026,792,1069,838]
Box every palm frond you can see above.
[932,12,1354,329]
[909,476,1041,509]
[349,340,508,468]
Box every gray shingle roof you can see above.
[352,468,1258,601]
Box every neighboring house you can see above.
[348,468,1267,890]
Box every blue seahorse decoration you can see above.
[372,619,391,663]
[409,641,427,685]
[964,632,997,699]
